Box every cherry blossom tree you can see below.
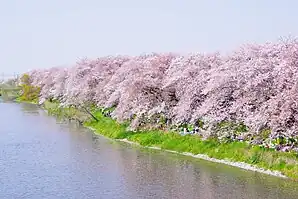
[25,38,298,147]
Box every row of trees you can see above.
[24,39,298,147]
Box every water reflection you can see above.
[0,102,297,199]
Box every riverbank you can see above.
[36,100,298,180]
[3,101,298,199]
[115,138,286,178]
[0,87,20,101]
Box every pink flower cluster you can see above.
[26,39,298,138]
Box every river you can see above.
[0,101,297,199]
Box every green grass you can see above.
[15,96,39,104]
[43,101,90,122]
[0,86,21,101]
[42,101,298,180]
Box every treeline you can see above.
[20,39,298,152]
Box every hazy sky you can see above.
[1,0,297,74]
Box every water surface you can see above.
[0,102,297,199]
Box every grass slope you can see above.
[41,101,298,180]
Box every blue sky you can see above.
[0,0,297,74]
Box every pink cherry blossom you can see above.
[23,38,298,140]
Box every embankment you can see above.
[32,100,297,180]
[14,38,298,180]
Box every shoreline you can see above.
[17,100,298,180]
[85,126,287,179]
[114,136,287,179]
[126,139,287,178]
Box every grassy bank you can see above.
[0,87,21,101]
[41,101,298,180]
